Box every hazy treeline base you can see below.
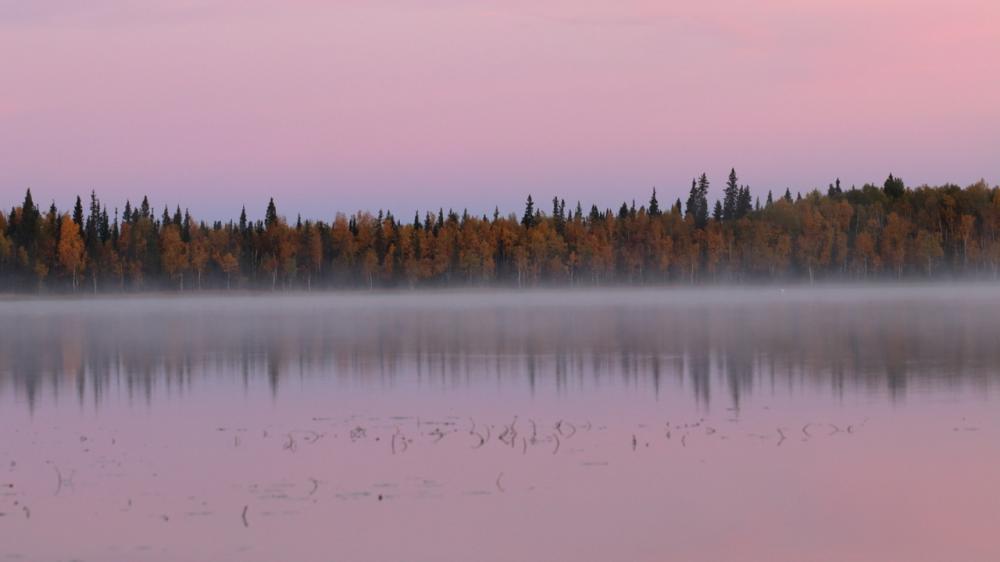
[2,171,999,292]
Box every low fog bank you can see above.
[3,283,1000,411]
[2,282,1000,316]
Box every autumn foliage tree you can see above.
[3,173,1000,292]
[57,214,85,290]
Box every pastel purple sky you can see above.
[2,0,998,220]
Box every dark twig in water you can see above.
[551,433,561,455]
[287,429,323,445]
[307,478,320,496]
[241,505,249,528]
[681,434,687,448]
[471,431,486,449]
[499,418,518,448]
[392,429,409,454]
[776,428,787,446]
[632,435,637,451]
[802,423,813,438]
[827,424,842,435]
[522,436,528,455]
[52,465,74,496]
[556,420,576,439]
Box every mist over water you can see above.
[3,286,999,411]
[2,287,1000,561]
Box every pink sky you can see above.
[2,0,998,219]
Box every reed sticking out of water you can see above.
[52,465,74,496]
[556,420,576,439]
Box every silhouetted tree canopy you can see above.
[2,173,999,292]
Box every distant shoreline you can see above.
[2,281,1000,305]
[4,178,1000,294]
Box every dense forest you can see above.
[2,171,999,292]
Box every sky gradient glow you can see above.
[2,0,999,220]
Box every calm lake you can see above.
[1,287,999,561]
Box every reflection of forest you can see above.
[2,294,998,411]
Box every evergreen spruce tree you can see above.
[723,168,738,220]
[736,186,753,218]
[648,188,661,217]
[265,198,278,228]
[685,174,710,228]
[883,173,905,199]
[16,189,41,250]
[521,195,536,227]
[72,195,85,235]
[618,202,629,221]
[100,208,110,242]
[111,208,120,244]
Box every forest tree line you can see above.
[2,170,1000,292]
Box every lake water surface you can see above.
[1,287,999,561]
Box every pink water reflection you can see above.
[2,288,1000,561]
